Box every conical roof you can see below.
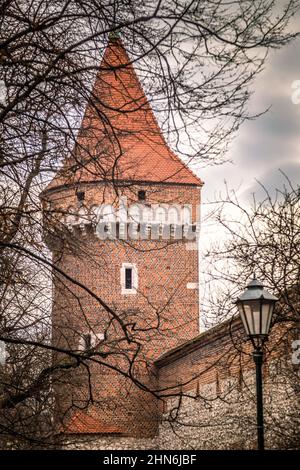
[46,36,202,191]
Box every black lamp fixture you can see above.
[236,277,278,348]
[236,276,278,450]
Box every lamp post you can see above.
[235,277,278,450]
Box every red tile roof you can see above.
[47,36,202,191]
[63,410,123,434]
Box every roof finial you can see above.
[109,28,120,41]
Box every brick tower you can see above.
[42,35,203,441]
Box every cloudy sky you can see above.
[200,25,300,202]
[199,14,300,248]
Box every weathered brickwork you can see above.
[156,319,300,450]
[59,319,299,450]
[61,435,159,450]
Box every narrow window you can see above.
[138,190,146,201]
[125,267,133,290]
[76,191,85,202]
[0,340,6,366]
[121,263,138,294]
[84,333,92,350]
[79,332,104,352]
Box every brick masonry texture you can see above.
[59,319,299,450]
[156,319,300,450]
[61,436,159,450]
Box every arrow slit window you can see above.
[121,263,138,294]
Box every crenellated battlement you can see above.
[57,200,199,242]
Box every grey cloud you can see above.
[199,31,300,210]
[242,162,300,200]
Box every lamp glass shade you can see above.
[236,277,278,340]
[237,301,249,335]
[237,299,274,337]
[262,301,274,335]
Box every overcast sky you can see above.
[196,12,300,324]
[200,28,300,202]
[199,16,300,249]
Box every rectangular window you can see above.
[121,263,138,295]
[79,332,104,352]
[138,190,146,201]
[84,333,92,350]
[0,340,6,365]
[125,268,133,289]
[76,191,85,202]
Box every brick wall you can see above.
[58,318,299,450]
[156,319,300,450]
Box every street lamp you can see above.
[235,277,278,450]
